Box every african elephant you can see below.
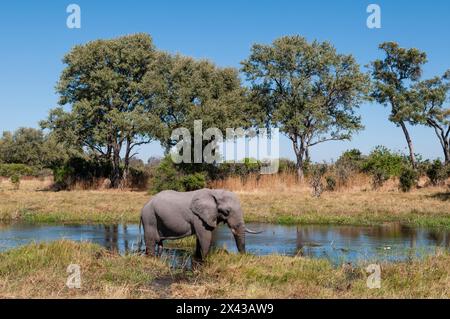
[139,188,259,260]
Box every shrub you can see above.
[10,174,21,190]
[149,157,206,194]
[278,158,297,173]
[399,167,418,192]
[362,146,406,188]
[181,173,207,191]
[0,163,36,177]
[309,164,327,197]
[371,168,389,190]
[362,146,405,177]
[325,176,337,192]
[52,165,75,190]
[335,149,365,186]
[128,166,151,190]
[51,157,112,190]
[426,160,449,186]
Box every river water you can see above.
[0,222,449,266]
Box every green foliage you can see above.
[399,167,418,192]
[0,164,36,177]
[370,42,428,167]
[370,42,427,123]
[149,157,206,194]
[181,173,207,191]
[52,157,112,190]
[426,160,449,186]
[242,35,369,176]
[10,174,21,190]
[0,128,67,168]
[362,146,407,189]
[42,34,158,187]
[144,52,252,152]
[362,146,406,178]
[409,73,450,163]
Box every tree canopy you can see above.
[370,42,428,168]
[242,35,369,179]
[143,52,252,157]
[409,70,450,163]
[41,33,159,187]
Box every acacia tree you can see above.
[42,34,159,187]
[410,70,450,163]
[370,42,427,168]
[241,35,369,180]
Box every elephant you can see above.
[139,188,260,260]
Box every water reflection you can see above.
[0,222,449,266]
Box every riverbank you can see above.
[0,240,448,298]
[0,179,449,227]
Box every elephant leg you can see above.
[157,240,164,257]
[194,231,212,261]
[143,225,159,256]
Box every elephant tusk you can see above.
[245,227,263,234]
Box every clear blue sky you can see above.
[0,0,449,162]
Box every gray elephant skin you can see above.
[140,188,258,260]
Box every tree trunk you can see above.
[399,121,417,168]
[111,145,121,188]
[291,135,306,182]
[120,139,132,189]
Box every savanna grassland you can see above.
[0,178,449,299]
[0,178,449,228]
[0,241,448,298]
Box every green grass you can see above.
[0,182,449,228]
[0,241,449,298]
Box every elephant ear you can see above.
[190,191,218,229]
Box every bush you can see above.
[399,167,418,192]
[325,176,337,192]
[309,164,327,197]
[335,149,364,186]
[0,163,36,177]
[10,174,21,190]
[128,166,151,190]
[426,160,449,186]
[149,157,206,194]
[371,168,389,190]
[181,173,207,191]
[362,146,406,188]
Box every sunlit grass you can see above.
[0,179,449,227]
[0,241,448,298]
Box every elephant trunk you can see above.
[231,222,246,254]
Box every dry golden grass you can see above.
[0,178,449,226]
[0,241,448,298]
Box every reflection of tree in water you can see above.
[427,230,450,248]
[102,224,132,253]
[103,225,119,252]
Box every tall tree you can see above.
[241,35,369,180]
[409,70,450,163]
[42,34,159,187]
[370,42,427,168]
[143,52,251,156]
